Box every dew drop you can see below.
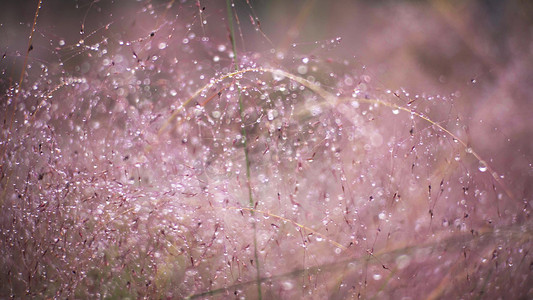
[91,121,100,130]
[310,105,322,116]
[211,111,221,119]
[395,255,411,270]
[272,71,285,81]
[267,109,277,121]
[281,281,294,290]
[297,65,308,75]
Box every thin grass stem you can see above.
[225,1,262,298]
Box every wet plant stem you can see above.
[225,1,262,299]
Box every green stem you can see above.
[226,0,239,72]
[225,1,262,298]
